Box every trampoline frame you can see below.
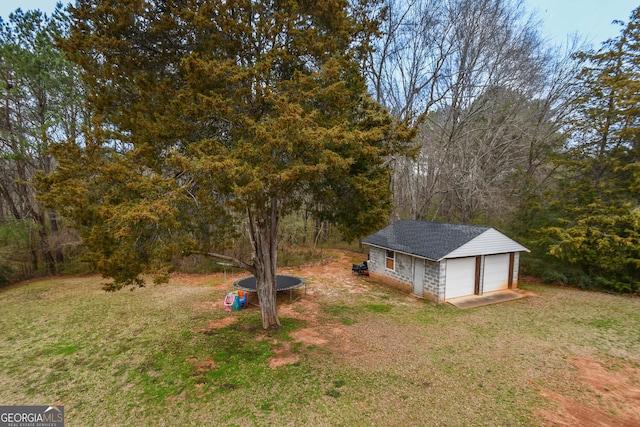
[232,274,306,305]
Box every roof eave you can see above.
[361,241,438,262]
[437,247,531,262]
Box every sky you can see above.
[526,0,638,47]
[0,0,638,49]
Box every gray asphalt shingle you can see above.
[361,220,489,260]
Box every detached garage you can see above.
[361,220,529,303]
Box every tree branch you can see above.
[192,250,255,275]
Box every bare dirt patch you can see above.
[268,292,355,367]
[192,315,238,333]
[265,319,355,369]
[286,250,371,297]
[268,343,300,369]
[289,327,328,346]
[538,358,640,427]
[188,357,217,372]
[277,295,323,324]
[260,251,369,367]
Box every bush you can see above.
[541,270,568,285]
[592,275,639,294]
[0,221,34,283]
[0,264,14,287]
[278,246,327,267]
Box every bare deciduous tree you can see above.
[367,0,580,223]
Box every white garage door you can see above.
[445,257,477,299]
[483,254,511,293]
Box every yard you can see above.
[0,250,638,426]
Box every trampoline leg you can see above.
[249,293,259,307]
[288,285,305,303]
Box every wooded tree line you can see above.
[0,1,637,313]
[0,9,85,283]
[368,0,576,224]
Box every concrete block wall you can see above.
[368,247,385,275]
[367,247,412,287]
[393,253,413,284]
[367,246,453,303]
[423,259,440,297]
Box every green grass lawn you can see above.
[0,272,638,426]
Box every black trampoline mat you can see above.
[234,274,305,292]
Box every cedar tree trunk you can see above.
[247,199,281,330]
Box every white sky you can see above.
[527,0,637,47]
[0,0,637,49]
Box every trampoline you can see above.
[233,274,306,304]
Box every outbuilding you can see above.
[361,220,529,303]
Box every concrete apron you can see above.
[447,289,525,309]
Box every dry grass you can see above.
[0,254,638,426]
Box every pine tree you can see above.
[539,7,640,292]
[0,8,84,276]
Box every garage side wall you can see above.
[368,247,386,275]
[368,246,447,303]
[390,252,413,284]
[367,247,412,286]
[424,259,443,302]
[512,252,520,287]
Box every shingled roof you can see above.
[361,220,498,261]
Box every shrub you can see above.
[0,264,14,287]
[541,270,568,285]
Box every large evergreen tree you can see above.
[539,6,640,292]
[40,0,405,328]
